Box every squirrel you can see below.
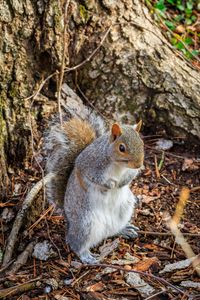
[45,108,144,264]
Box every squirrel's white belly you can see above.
[87,185,135,248]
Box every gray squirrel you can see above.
[45,108,144,264]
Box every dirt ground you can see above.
[0,136,200,299]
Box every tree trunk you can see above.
[0,0,199,196]
[68,0,200,140]
[0,0,64,197]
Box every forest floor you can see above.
[0,136,200,300]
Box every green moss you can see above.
[79,4,90,24]
[8,83,20,99]
[52,0,63,33]
[0,93,7,147]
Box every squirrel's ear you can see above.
[133,120,142,132]
[111,123,122,141]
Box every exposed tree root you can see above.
[2,173,54,267]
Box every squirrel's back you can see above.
[45,109,106,209]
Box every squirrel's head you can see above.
[109,121,144,170]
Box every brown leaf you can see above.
[182,158,199,171]
[175,25,185,33]
[86,282,105,292]
[133,257,160,272]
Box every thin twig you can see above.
[64,25,112,73]
[86,263,185,295]
[2,173,55,267]
[76,83,110,124]
[25,72,56,101]
[145,290,167,300]
[57,0,70,126]
[25,25,112,103]
[154,155,160,178]
[138,230,200,237]
[165,215,200,277]
[164,188,200,277]
[71,270,90,287]
[27,204,54,233]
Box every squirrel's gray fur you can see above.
[45,105,106,209]
[45,99,144,264]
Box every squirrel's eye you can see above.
[119,144,126,152]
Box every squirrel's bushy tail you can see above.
[45,106,106,209]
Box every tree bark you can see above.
[68,0,200,140]
[0,0,199,196]
[0,0,64,197]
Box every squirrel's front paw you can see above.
[79,251,99,264]
[120,224,139,239]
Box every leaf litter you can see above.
[0,138,199,299]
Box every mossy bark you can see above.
[0,0,64,198]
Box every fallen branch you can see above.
[7,241,35,275]
[0,278,41,299]
[2,173,54,267]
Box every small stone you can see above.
[155,139,173,151]
[44,285,52,294]
[32,240,56,261]
[63,278,73,286]
[125,272,155,297]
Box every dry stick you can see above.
[0,260,15,274]
[76,83,110,124]
[24,18,200,105]
[138,230,200,237]
[57,0,70,126]
[166,216,200,277]
[24,25,112,103]
[25,72,57,101]
[0,278,41,299]
[154,155,160,178]
[64,25,112,72]
[27,204,54,233]
[2,173,55,267]
[145,290,167,300]
[7,241,35,275]
[146,145,199,161]
[28,90,47,210]
[86,263,184,295]
[164,188,200,277]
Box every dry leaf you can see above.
[176,25,185,33]
[182,159,199,171]
[86,282,105,292]
[133,257,160,272]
